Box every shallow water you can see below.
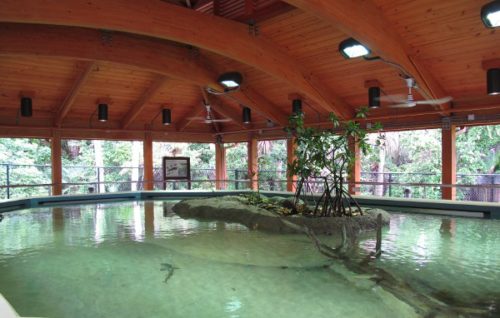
[0,201,498,317]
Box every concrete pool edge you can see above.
[0,190,498,219]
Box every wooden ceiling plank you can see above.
[281,0,450,112]
[54,61,95,127]
[0,24,289,127]
[121,76,169,129]
[0,0,353,119]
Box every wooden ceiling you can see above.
[0,0,499,142]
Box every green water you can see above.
[0,201,499,317]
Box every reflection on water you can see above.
[0,201,499,318]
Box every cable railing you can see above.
[0,163,498,202]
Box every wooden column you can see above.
[215,142,227,190]
[286,137,297,192]
[248,136,258,190]
[51,130,62,195]
[348,137,361,195]
[143,132,154,190]
[442,125,457,200]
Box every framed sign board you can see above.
[162,156,191,189]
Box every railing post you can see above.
[6,164,10,199]
[235,169,239,190]
[388,173,392,197]
[96,167,101,193]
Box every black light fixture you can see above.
[98,103,108,122]
[292,98,302,115]
[162,108,172,125]
[217,72,243,90]
[20,97,32,117]
[339,38,371,59]
[368,87,381,108]
[242,107,251,124]
[481,1,500,28]
[487,68,500,95]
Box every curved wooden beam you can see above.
[282,0,450,112]
[0,0,354,119]
[0,23,289,126]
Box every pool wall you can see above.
[0,190,498,219]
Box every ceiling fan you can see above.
[188,102,232,124]
[378,77,452,108]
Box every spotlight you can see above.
[481,1,500,28]
[217,72,242,90]
[487,68,500,95]
[98,103,108,122]
[292,99,302,115]
[20,97,32,117]
[162,108,171,125]
[339,38,371,59]
[368,87,381,108]
[242,107,251,124]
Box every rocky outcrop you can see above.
[172,196,390,235]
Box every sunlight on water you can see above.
[0,201,499,317]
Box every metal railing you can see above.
[0,163,498,202]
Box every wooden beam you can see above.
[143,132,154,190]
[122,76,169,129]
[215,142,227,190]
[286,137,297,192]
[282,0,449,112]
[55,61,95,127]
[0,0,354,118]
[247,135,258,190]
[51,130,62,195]
[442,124,456,200]
[0,24,288,127]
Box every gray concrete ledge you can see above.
[0,190,498,219]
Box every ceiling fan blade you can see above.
[387,103,416,108]
[376,94,407,103]
[209,118,232,123]
[415,96,453,105]
[187,117,206,120]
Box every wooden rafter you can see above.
[0,0,354,119]
[121,76,169,129]
[282,0,450,112]
[0,24,289,127]
[54,61,95,127]
[176,102,206,132]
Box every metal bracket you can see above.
[248,19,259,36]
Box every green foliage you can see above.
[287,109,381,217]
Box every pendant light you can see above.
[20,97,33,117]
[162,108,172,125]
[242,107,251,124]
[368,87,381,108]
[98,103,108,122]
[487,68,500,95]
[292,99,302,115]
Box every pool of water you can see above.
[0,201,499,317]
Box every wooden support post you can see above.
[286,137,297,192]
[51,130,62,195]
[442,124,456,200]
[248,136,258,190]
[348,137,361,195]
[143,132,154,191]
[215,142,227,190]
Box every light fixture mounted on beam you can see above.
[242,107,251,124]
[292,98,303,115]
[487,68,500,95]
[481,1,500,28]
[217,72,243,91]
[339,38,371,59]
